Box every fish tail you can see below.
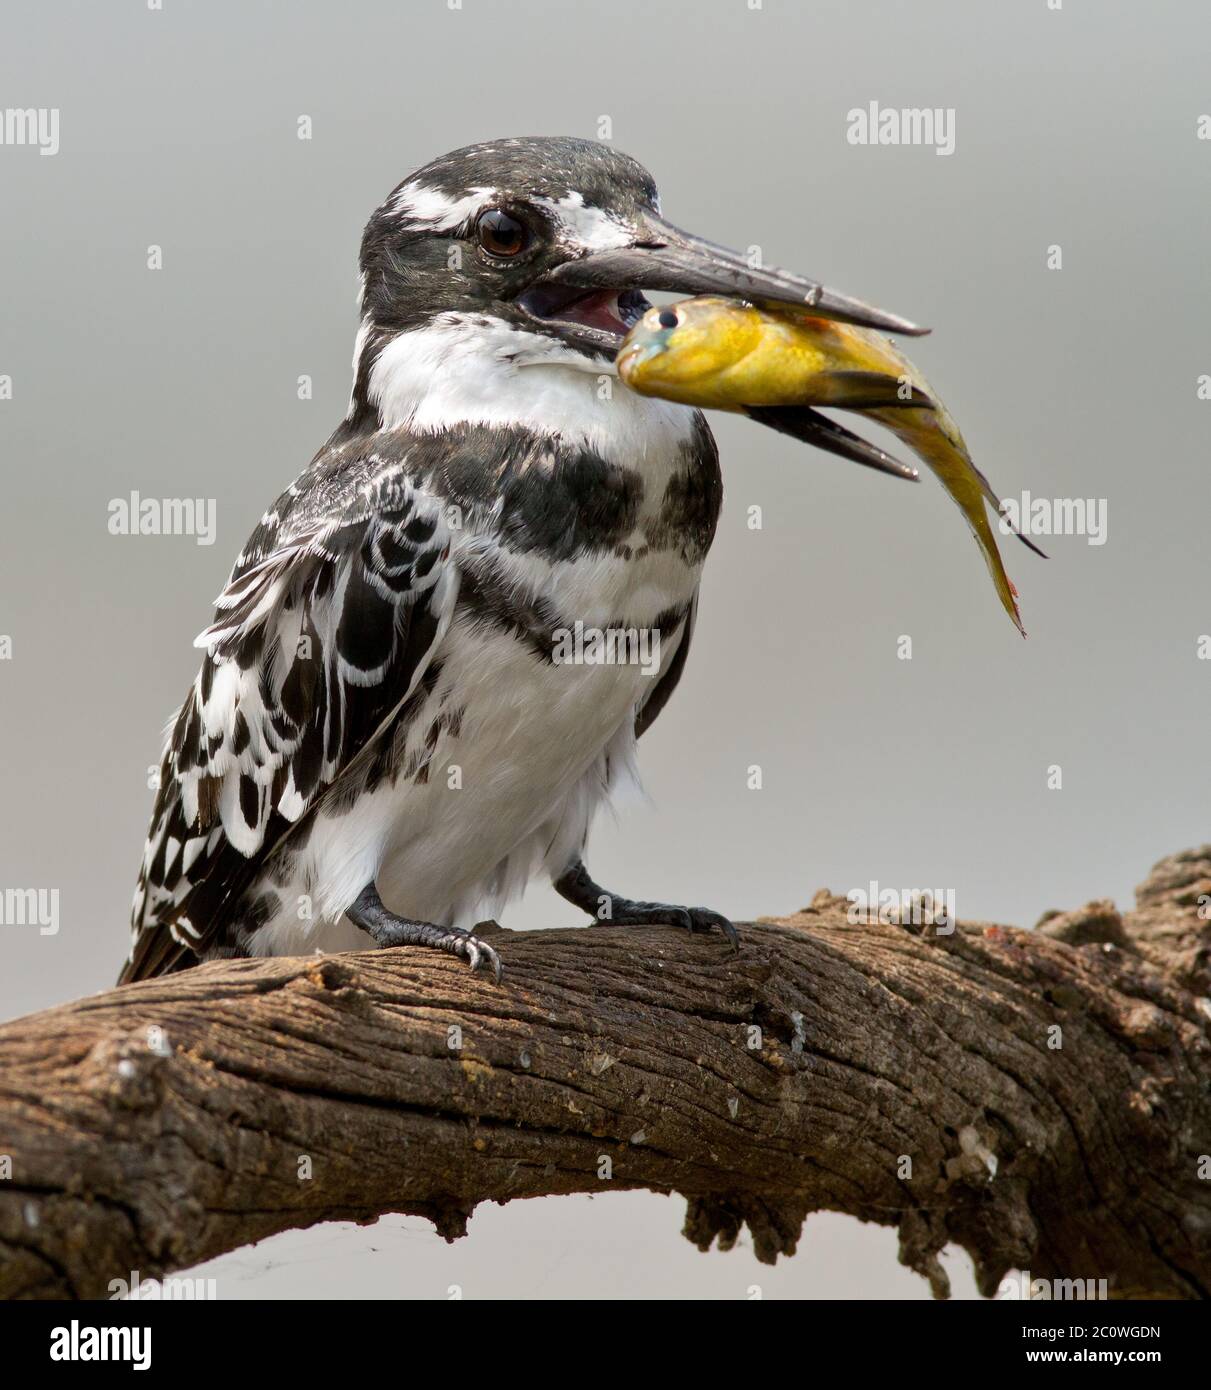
[969,506,1026,637]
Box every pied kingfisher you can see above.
[122,136,921,983]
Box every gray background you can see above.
[1,0,1207,1298]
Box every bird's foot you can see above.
[347,883,503,982]
[597,896,740,951]
[554,861,739,951]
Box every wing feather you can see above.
[122,462,456,982]
[634,590,697,740]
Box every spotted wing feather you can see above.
[123,463,456,982]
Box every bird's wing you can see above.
[634,590,698,740]
[122,461,458,983]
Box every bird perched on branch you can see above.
[121,136,923,984]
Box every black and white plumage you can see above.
[122,136,919,983]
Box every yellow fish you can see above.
[617,296,1041,635]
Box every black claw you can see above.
[688,908,741,952]
[347,883,505,982]
[467,920,504,982]
[464,930,504,983]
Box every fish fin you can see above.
[822,371,934,410]
[967,464,1048,559]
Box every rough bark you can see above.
[1,847,1209,1300]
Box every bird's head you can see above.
[349,136,924,433]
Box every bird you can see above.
[120,136,923,984]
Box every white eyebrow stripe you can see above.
[390,183,497,230]
[390,184,635,251]
[532,191,634,251]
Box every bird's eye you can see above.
[476,209,529,259]
[657,308,680,329]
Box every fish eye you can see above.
[476,208,530,259]
[657,308,679,329]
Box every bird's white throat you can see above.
[363,312,698,459]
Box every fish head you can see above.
[617,297,763,402]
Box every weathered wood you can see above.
[1,847,1209,1300]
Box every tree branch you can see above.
[2,847,1210,1300]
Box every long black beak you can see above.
[545,213,929,337]
[746,406,920,483]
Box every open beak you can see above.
[523,212,929,356]
[745,406,920,482]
